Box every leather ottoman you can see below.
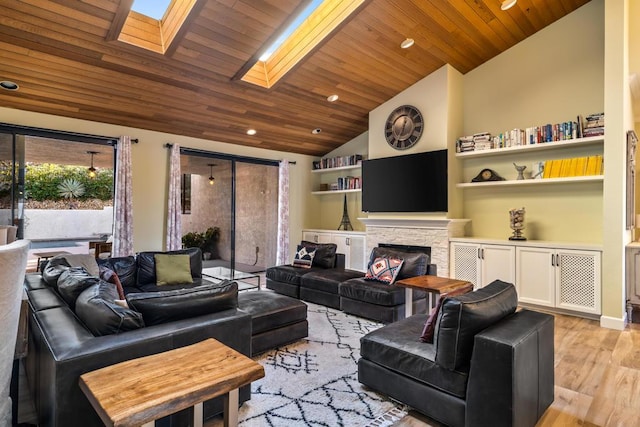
[238,291,308,355]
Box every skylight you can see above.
[240,0,364,89]
[259,0,324,62]
[131,0,172,20]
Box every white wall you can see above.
[0,107,315,258]
[24,208,113,240]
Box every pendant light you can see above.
[208,163,215,185]
[87,151,98,178]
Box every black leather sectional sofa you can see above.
[266,243,436,323]
[24,248,307,427]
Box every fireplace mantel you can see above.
[359,217,469,233]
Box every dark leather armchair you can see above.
[358,280,554,427]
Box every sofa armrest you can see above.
[334,253,346,269]
[465,309,554,427]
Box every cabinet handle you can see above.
[314,235,318,243]
[551,254,556,266]
[477,248,481,259]
[346,237,350,245]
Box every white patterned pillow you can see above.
[292,245,317,269]
[364,257,404,284]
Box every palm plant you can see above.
[57,178,85,208]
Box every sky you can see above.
[131,0,171,20]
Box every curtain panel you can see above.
[276,160,290,265]
[166,144,182,251]
[112,136,134,257]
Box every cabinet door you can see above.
[302,231,332,244]
[480,245,515,288]
[450,243,481,289]
[331,235,350,267]
[516,247,556,307]
[346,235,366,272]
[556,249,601,315]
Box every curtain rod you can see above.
[164,143,296,164]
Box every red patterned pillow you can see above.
[364,257,404,284]
[420,283,474,343]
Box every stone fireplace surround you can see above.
[359,218,469,278]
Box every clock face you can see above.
[385,105,424,150]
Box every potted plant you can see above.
[182,227,220,259]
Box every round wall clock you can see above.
[384,105,424,150]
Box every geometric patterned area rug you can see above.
[210,302,407,426]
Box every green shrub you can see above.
[25,164,113,201]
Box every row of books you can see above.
[313,154,363,170]
[455,113,605,153]
[318,176,362,191]
[542,155,603,178]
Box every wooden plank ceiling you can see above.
[0,0,590,157]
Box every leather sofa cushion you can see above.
[97,256,137,291]
[300,241,337,268]
[57,267,100,309]
[238,291,307,335]
[435,280,518,371]
[75,281,145,336]
[339,277,426,306]
[369,247,429,279]
[266,264,322,285]
[360,314,469,398]
[126,281,238,326]
[136,247,202,288]
[27,288,66,312]
[24,273,48,291]
[42,256,72,287]
[300,269,364,294]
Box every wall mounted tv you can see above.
[361,149,448,213]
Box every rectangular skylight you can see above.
[131,0,172,20]
[259,0,324,62]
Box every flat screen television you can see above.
[361,149,447,213]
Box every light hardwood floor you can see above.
[394,312,640,427]
[20,311,640,426]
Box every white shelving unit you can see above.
[311,164,361,173]
[456,135,604,188]
[311,162,362,195]
[311,188,361,195]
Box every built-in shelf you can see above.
[311,164,361,173]
[312,189,361,195]
[457,175,603,188]
[455,135,604,159]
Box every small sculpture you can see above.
[509,207,526,241]
[513,163,527,180]
[531,162,544,179]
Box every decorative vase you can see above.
[509,207,527,241]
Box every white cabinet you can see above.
[517,247,601,315]
[450,242,515,290]
[302,230,366,271]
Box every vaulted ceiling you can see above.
[0,0,590,156]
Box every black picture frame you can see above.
[181,173,191,214]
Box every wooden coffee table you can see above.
[79,338,264,427]
[395,275,473,317]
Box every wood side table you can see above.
[395,275,473,317]
[79,339,265,427]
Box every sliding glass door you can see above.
[180,150,278,275]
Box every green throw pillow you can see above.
[154,254,193,286]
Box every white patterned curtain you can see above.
[276,160,290,265]
[112,136,134,257]
[166,144,182,251]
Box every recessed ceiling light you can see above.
[501,0,517,10]
[311,128,322,135]
[246,129,257,135]
[0,81,19,91]
[400,38,415,49]
[327,94,339,102]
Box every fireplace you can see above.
[379,243,431,257]
[360,217,469,278]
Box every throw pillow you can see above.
[99,265,126,299]
[292,245,317,269]
[364,257,404,284]
[154,254,193,286]
[419,283,474,343]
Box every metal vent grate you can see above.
[558,254,596,309]
[452,245,478,287]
